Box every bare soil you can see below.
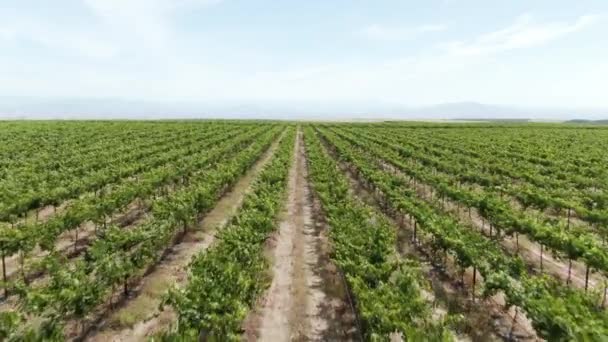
[243,130,358,341]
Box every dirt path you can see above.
[84,137,283,342]
[243,129,357,341]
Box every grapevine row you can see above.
[160,127,295,340]
[1,126,282,340]
[317,126,608,340]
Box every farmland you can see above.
[1,120,608,341]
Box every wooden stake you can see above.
[2,247,6,298]
[472,267,477,302]
[585,265,590,292]
[567,259,572,286]
[74,227,79,254]
[540,244,544,273]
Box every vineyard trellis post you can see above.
[1,244,6,297]
[472,267,477,302]
[602,281,607,307]
[539,244,544,273]
[567,259,572,286]
[19,250,27,284]
[74,226,79,254]
[509,307,519,340]
[585,265,590,292]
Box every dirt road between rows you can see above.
[244,129,357,341]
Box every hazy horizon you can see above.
[1,96,607,121]
[2,1,607,119]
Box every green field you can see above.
[1,121,608,341]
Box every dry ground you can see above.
[243,130,358,341]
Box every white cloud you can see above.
[82,0,223,47]
[445,13,600,56]
[39,30,119,59]
[0,27,17,40]
[361,24,446,41]
[2,0,225,60]
[0,20,118,59]
[83,0,170,46]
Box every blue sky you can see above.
[1,0,607,114]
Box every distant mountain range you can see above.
[566,119,608,124]
[0,97,606,121]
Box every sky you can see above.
[1,0,608,118]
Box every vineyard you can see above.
[1,120,608,341]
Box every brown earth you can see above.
[243,129,358,341]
